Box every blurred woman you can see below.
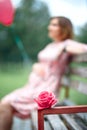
[0,16,87,130]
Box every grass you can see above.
[60,88,87,105]
[0,63,32,98]
[0,63,87,105]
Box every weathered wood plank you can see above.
[71,67,87,78]
[62,99,75,106]
[31,110,38,130]
[61,76,70,86]
[76,113,87,125]
[62,99,87,123]
[44,119,52,130]
[46,115,68,130]
[12,116,32,130]
[72,53,87,62]
[62,75,87,94]
[69,80,87,94]
[60,114,87,130]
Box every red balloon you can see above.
[0,0,15,26]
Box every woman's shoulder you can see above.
[45,42,54,47]
[41,42,54,51]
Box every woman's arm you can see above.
[65,39,87,54]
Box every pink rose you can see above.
[34,91,57,110]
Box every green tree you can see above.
[0,0,51,62]
[76,23,87,44]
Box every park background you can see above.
[0,0,87,104]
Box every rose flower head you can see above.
[34,91,58,110]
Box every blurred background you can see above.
[0,0,87,104]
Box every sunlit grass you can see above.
[60,88,87,105]
[0,63,32,98]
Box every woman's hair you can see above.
[50,16,74,40]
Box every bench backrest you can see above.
[38,53,87,130]
[61,53,87,95]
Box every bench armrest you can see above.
[38,105,87,130]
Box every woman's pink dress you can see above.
[1,41,72,118]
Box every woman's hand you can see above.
[65,39,87,54]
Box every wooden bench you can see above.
[12,53,87,130]
[37,53,87,130]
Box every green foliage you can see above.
[76,23,87,44]
[1,0,87,62]
[0,0,51,62]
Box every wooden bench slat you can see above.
[76,113,87,124]
[62,99,87,123]
[72,53,87,62]
[44,120,52,130]
[71,67,87,78]
[61,76,70,86]
[12,117,32,130]
[46,115,67,130]
[69,80,87,94]
[62,76,87,94]
[31,110,38,130]
[62,99,75,106]
[60,114,87,130]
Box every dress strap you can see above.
[63,41,67,52]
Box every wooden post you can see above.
[65,86,69,98]
[38,110,44,130]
